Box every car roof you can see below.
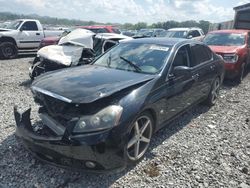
[208,29,250,34]
[122,37,190,46]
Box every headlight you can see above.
[223,54,238,63]
[73,105,123,133]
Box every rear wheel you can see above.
[204,77,220,107]
[0,42,18,59]
[126,112,153,164]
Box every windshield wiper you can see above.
[120,56,142,73]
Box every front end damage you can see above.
[29,47,95,79]
[13,96,126,172]
[29,29,96,79]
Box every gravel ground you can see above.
[0,57,249,188]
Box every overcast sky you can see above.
[0,0,249,23]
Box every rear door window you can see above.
[21,21,38,31]
[103,41,117,52]
[172,45,190,67]
[190,44,212,67]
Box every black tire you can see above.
[125,111,154,165]
[236,63,245,84]
[204,77,220,107]
[0,42,18,59]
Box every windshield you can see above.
[94,42,171,74]
[5,20,23,30]
[204,33,245,46]
[165,31,187,38]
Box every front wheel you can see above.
[126,112,153,164]
[0,42,18,59]
[204,77,220,107]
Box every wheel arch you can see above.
[0,37,17,46]
[142,108,157,131]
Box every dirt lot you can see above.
[0,57,249,188]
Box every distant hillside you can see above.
[0,12,116,27]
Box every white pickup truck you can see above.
[0,19,64,59]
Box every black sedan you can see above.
[14,38,225,172]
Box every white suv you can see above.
[165,27,205,41]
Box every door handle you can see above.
[36,33,40,35]
[210,65,216,70]
[192,73,199,81]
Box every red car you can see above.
[38,28,73,48]
[204,29,250,83]
[80,25,121,34]
[38,36,60,49]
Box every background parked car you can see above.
[0,19,64,59]
[80,25,121,34]
[15,38,224,171]
[203,29,250,83]
[133,28,166,38]
[121,30,137,37]
[164,27,205,41]
[0,21,11,29]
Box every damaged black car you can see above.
[14,38,224,172]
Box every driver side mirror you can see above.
[169,66,191,79]
[187,35,193,39]
[19,27,23,32]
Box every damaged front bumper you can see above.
[13,107,126,172]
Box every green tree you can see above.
[134,22,147,30]
[199,20,210,34]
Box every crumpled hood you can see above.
[209,45,244,54]
[32,65,155,104]
[37,45,84,66]
[58,28,95,48]
[37,28,95,66]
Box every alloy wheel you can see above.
[211,78,220,104]
[127,115,153,161]
[4,47,13,57]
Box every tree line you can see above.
[0,12,211,33]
